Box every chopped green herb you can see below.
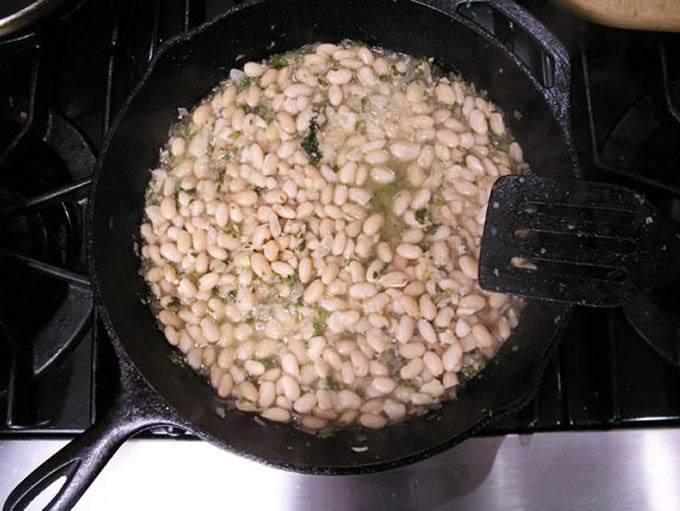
[237,76,258,89]
[221,152,231,161]
[313,320,325,336]
[384,179,400,194]
[415,208,430,224]
[460,365,478,379]
[317,429,336,439]
[317,77,329,87]
[311,212,320,220]
[262,358,278,370]
[173,123,190,138]
[266,53,288,69]
[326,377,343,391]
[378,74,389,82]
[268,40,276,49]
[244,103,274,121]
[235,53,246,61]
[412,66,426,81]
[168,296,181,311]
[513,110,523,121]
[283,274,299,286]
[331,164,339,174]
[254,186,265,195]
[297,240,306,251]
[424,223,439,236]
[301,117,321,163]
[167,351,184,366]
[226,289,237,301]
[391,64,406,76]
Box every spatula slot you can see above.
[519,201,635,225]
[509,257,629,282]
[512,229,637,253]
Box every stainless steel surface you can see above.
[2,429,679,510]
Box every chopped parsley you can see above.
[415,208,430,224]
[283,274,299,286]
[167,296,181,311]
[326,377,343,391]
[391,64,406,76]
[167,351,185,366]
[237,76,258,89]
[266,53,288,69]
[301,117,321,163]
[313,319,325,336]
[173,123,190,138]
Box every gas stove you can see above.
[1,0,679,509]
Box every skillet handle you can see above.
[447,0,571,129]
[3,360,179,511]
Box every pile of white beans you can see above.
[140,42,526,433]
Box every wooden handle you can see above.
[554,0,680,31]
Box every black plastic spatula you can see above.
[478,175,678,307]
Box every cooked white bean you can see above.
[367,166,396,184]
[468,109,488,135]
[371,376,397,395]
[327,68,353,85]
[379,271,409,288]
[399,357,423,380]
[362,213,384,236]
[417,319,437,344]
[458,294,486,315]
[303,279,325,304]
[261,407,291,423]
[419,294,437,321]
[459,255,478,279]
[399,342,426,359]
[349,282,378,299]
[359,413,387,429]
[472,324,495,347]
[396,243,422,260]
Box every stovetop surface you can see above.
[1,0,680,507]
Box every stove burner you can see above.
[589,40,680,369]
[0,97,94,407]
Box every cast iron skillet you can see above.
[6,0,578,509]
